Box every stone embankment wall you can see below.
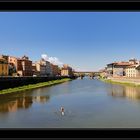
[110,77,140,85]
[0,76,76,90]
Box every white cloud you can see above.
[41,54,63,66]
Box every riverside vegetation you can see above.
[0,78,72,95]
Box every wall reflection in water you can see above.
[0,94,50,113]
[108,84,140,100]
[32,95,50,104]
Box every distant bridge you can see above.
[74,71,101,76]
[74,71,94,73]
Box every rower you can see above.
[60,107,65,116]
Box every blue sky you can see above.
[0,12,140,71]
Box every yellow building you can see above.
[0,57,8,76]
[125,65,140,78]
[61,64,73,76]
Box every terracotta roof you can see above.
[108,61,131,66]
[115,62,131,66]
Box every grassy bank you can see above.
[99,78,140,87]
[0,78,72,95]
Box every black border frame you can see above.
[0,128,140,138]
[0,2,139,11]
[0,1,140,139]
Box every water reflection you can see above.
[32,96,50,104]
[0,96,33,113]
[124,86,140,100]
[2,79,140,127]
[109,84,140,100]
[0,92,50,113]
[108,85,126,97]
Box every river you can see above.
[1,77,140,128]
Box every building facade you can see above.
[32,59,52,76]
[61,64,73,76]
[8,56,19,76]
[106,63,115,77]
[39,59,52,76]
[0,57,8,76]
[113,62,131,77]
[32,63,38,76]
[17,55,33,76]
[35,61,46,76]
[51,64,60,76]
[106,60,136,77]
[45,61,52,76]
[125,65,140,78]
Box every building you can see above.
[112,62,131,77]
[35,60,46,76]
[128,58,138,65]
[0,57,8,76]
[39,59,52,76]
[106,62,116,77]
[32,63,39,76]
[17,55,33,76]
[8,56,19,76]
[107,62,131,77]
[8,55,33,76]
[51,64,60,76]
[61,64,73,76]
[125,64,140,78]
[98,68,107,78]
[45,61,52,76]
[1,55,8,61]
[106,60,136,77]
[33,59,52,76]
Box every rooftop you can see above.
[107,61,131,66]
[0,58,8,64]
[115,62,131,66]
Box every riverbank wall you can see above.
[101,77,140,86]
[0,76,76,90]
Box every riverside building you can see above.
[61,64,73,77]
[106,59,139,78]
[0,56,8,76]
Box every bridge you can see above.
[74,71,101,77]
